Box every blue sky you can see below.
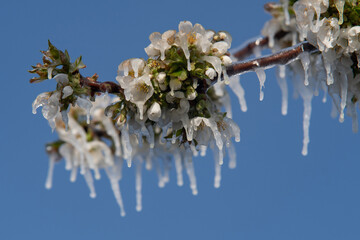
[1,0,360,239]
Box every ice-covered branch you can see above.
[232,30,289,60]
[80,75,123,96]
[226,41,318,77]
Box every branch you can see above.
[226,41,318,77]
[80,75,124,95]
[232,31,289,60]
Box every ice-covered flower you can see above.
[145,30,176,61]
[205,68,216,80]
[348,26,360,52]
[316,18,340,51]
[118,58,146,78]
[147,102,161,122]
[32,91,61,130]
[118,73,154,120]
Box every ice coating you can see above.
[62,86,73,99]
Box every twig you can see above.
[226,41,318,77]
[232,31,289,60]
[80,75,124,95]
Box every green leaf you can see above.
[48,40,60,60]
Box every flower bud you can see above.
[221,55,232,66]
[186,86,197,100]
[156,72,166,83]
[205,68,216,80]
[169,78,182,95]
[147,102,161,121]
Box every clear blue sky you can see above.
[1,0,360,239]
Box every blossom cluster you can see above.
[256,0,360,155]
[31,21,243,215]
[30,41,93,130]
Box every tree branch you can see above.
[80,75,124,96]
[226,41,318,78]
[232,30,289,60]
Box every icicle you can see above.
[84,168,96,198]
[70,166,78,182]
[321,81,328,103]
[121,125,133,166]
[76,97,92,124]
[135,159,143,212]
[207,119,224,152]
[283,0,290,26]
[184,149,198,195]
[323,57,334,85]
[253,39,262,58]
[171,131,177,144]
[147,125,155,148]
[102,118,122,157]
[357,54,360,68]
[339,73,348,123]
[59,144,72,170]
[174,153,184,186]
[223,67,230,85]
[301,97,312,156]
[221,92,232,118]
[228,142,237,169]
[349,102,359,133]
[93,168,101,180]
[228,75,248,112]
[335,0,345,25]
[300,52,310,86]
[255,68,266,101]
[200,145,207,157]
[276,65,289,115]
[60,111,69,131]
[163,158,171,184]
[331,100,338,118]
[155,158,165,188]
[214,153,221,189]
[131,59,145,78]
[105,169,126,217]
[45,153,57,189]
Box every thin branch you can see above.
[226,41,318,78]
[232,31,289,60]
[80,75,124,95]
